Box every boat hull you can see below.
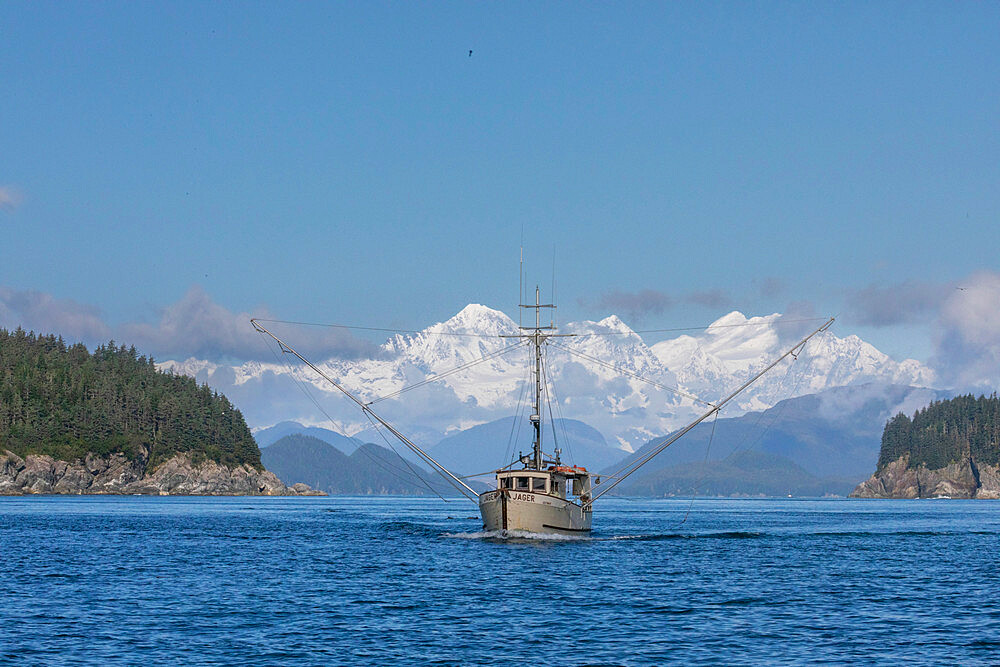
[479,489,592,535]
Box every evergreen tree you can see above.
[0,328,261,469]
[876,393,1000,471]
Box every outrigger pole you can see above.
[250,319,480,503]
[585,317,835,508]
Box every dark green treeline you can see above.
[0,328,260,469]
[878,393,1000,471]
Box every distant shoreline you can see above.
[0,450,323,497]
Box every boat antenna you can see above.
[550,246,556,328]
[518,242,523,329]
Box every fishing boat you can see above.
[252,288,833,536]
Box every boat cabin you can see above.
[496,466,594,502]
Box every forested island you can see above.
[852,393,1000,498]
[0,328,319,495]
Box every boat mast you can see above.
[506,285,563,471]
[531,286,544,470]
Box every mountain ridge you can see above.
[161,305,934,452]
[251,383,946,497]
[260,434,486,496]
[604,383,949,496]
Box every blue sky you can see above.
[2,2,999,380]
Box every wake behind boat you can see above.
[251,286,833,536]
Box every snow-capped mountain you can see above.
[650,311,936,413]
[159,305,934,454]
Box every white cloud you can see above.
[583,287,733,324]
[0,284,377,363]
[0,287,111,341]
[119,285,378,362]
[0,186,21,211]
[930,271,1000,390]
[845,281,951,327]
[831,273,1000,390]
[5,274,1000,395]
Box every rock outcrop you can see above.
[0,449,324,496]
[975,463,1000,499]
[850,455,1000,499]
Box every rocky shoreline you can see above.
[0,449,324,496]
[850,455,1000,499]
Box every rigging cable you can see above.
[676,351,810,528]
[367,339,528,405]
[722,354,809,462]
[460,460,519,479]
[503,346,533,467]
[258,332,350,435]
[541,347,561,459]
[548,341,713,407]
[360,409,450,502]
[575,317,834,338]
[588,318,834,503]
[678,410,720,527]
[250,318,499,338]
[251,319,508,504]
[250,315,833,339]
[541,343,576,465]
[254,330,447,498]
[508,346,537,466]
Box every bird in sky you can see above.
[468,50,473,57]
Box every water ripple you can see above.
[3,496,1000,665]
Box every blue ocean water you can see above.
[2,496,999,665]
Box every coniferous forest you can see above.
[877,394,1000,471]
[0,328,261,469]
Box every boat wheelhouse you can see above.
[478,466,595,535]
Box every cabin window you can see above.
[516,477,529,490]
[532,478,546,492]
[500,477,512,489]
